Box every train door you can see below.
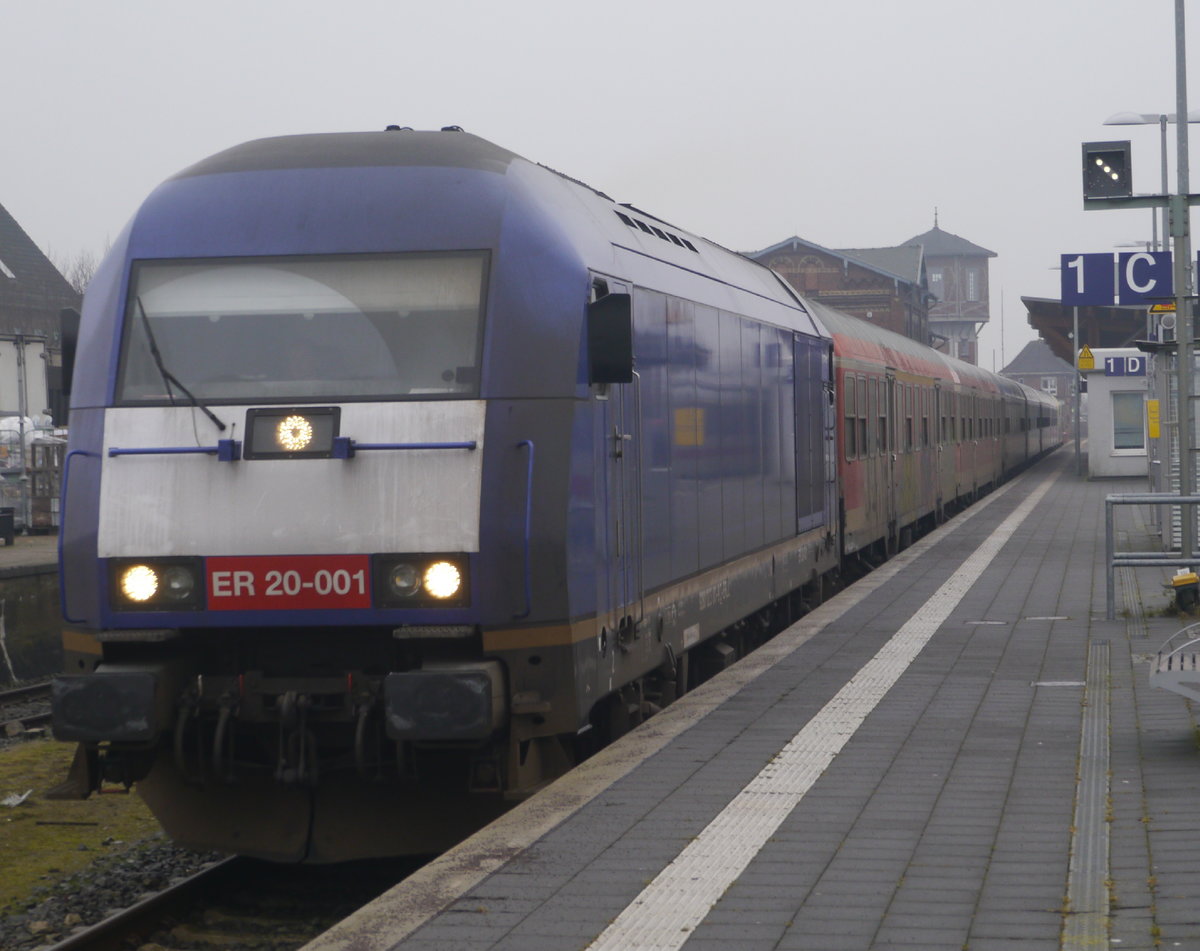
[824,348,837,532]
[593,280,642,646]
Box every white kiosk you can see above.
[1081,347,1149,478]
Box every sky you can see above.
[3,0,1199,371]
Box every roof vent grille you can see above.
[614,211,698,253]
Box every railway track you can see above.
[40,854,422,951]
[0,679,52,734]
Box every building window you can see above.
[966,269,980,302]
[1112,392,1145,451]
[929,268,944,300]
[1041,376,1058,396]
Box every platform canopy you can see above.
[1022,296,1153,365]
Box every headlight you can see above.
[161,566,196,602]
[388,564,421,599]
[424,561,462,599]
[276,415,314,452]
[244,406,340,459]
[374,555,469,607]
[120,565,158,602]
[111,559,204,611]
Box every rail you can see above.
[1105,492,1200,619]
[108,439,476,460]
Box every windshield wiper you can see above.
[135,297,226,432]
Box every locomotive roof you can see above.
[171,129,525,179]
[164,128,823,340]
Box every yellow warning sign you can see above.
[1078,345,1095,371]
[1150,302,1177,313]
[1148,399,1161,438]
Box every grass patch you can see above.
[0,737,160,911]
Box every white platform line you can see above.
[586,471,1057,951]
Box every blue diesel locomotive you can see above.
[51,128,1058,862]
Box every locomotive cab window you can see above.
[116,252,488,403]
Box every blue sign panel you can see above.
[1061,253,1114,306]
[1104,355,1147,376]
[1117,251,1172,304]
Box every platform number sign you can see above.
[1103,355,1146,376]
[1060,252,1173,306]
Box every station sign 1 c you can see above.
[1060,251,1174,306]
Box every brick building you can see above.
[902,220,995,365]
[746,236,931,344]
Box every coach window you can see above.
[845,376,856,459]
[878,383,889,452]
[905,386,914,452]
[1112,392,1145,451]
[868,378,877,455]
[857,376,868,459]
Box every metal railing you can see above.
[1106,492,1200,618]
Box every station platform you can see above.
[0,532,57,575]
[306,448,1200,951]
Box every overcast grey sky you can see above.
[3,0,1197,369]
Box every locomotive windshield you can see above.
[116,252,487,403]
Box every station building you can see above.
[748,218,994,364]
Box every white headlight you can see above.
[276,414,314,451]
[424,561,462,599]
[120,565,159,602]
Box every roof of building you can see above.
[0,200,78,321]
[746,235,924,287]
[1003,339,1074,375]
[835,244,925,286]
[901,222,996,259]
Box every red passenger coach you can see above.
[807,299,1058,564]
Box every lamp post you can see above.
[1091,1,1196,564]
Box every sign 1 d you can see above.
[1104,355,1146,376]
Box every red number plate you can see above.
[207,555,371,611]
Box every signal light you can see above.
[1082,141,1132,200]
